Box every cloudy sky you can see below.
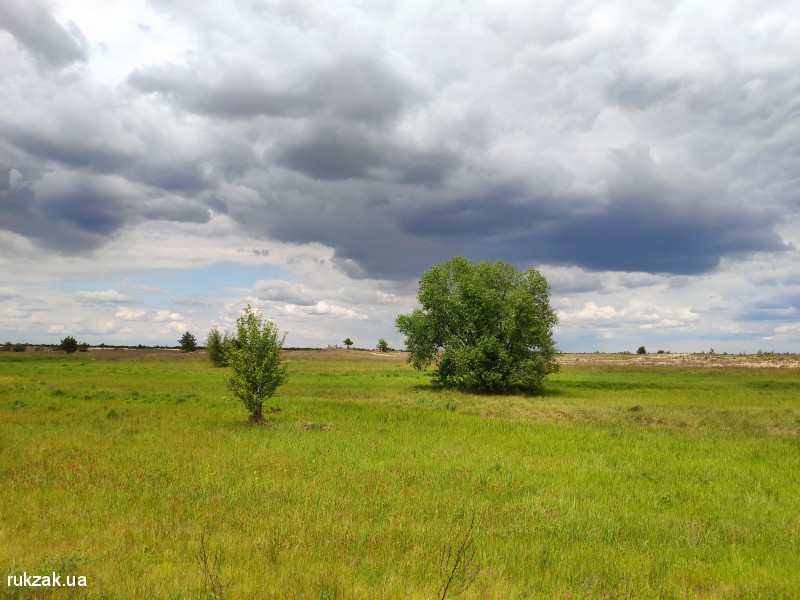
[1,0,799,352]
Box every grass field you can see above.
[1,350,799,598]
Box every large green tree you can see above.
[396,257,558,393]
[226,305,287,424]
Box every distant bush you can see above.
[637,346,647,355]
[206,327,231,367]
[179,332,197,353]
[656,349,665,354]
[12,343,27,352]
[60,336,78,354]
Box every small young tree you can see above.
[377,338,390,353]
[179,331,197,352]
[637,346,647,355]
[206,327,229,366]
[226,305,287,424]
[60,336,78,354]
[343,337,354,349]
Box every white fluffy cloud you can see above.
[277,301,369,321]
[74,289,138,304]
[154,310,184,322]
[115,307,146,321]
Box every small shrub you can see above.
[194,533,229,599]
[438,513,480,599]
[637,346,647,355]
[377,338,390,353]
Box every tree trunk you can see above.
[247,406,266,425]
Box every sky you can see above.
[1,0,799,352]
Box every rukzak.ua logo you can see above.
[7,572,87,587]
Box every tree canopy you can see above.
[396,257,558,393]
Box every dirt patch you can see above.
[298,421,331,431]
[558,353,800,369]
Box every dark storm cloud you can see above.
[228,135,788,277]
[0,164,209,252]
[277,122,455,182]
[0,90,254,195]
[141,194,210,223]
[531,201,783,274]
[2,0,798,284]
[395,145,785,275]
[401,183,554,238]
[128,63,313,119]
[2,123,133,173]
[278,124,382,181]
[128,54,420,125]
[737,297,800,322]
[49,190,124,234]
[1,171,129,252]
[0,0,87,67]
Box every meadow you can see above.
[1,349,798,599]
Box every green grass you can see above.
[1,352,799,598]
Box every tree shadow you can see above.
[408,383,564,398]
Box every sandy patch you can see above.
[558,353,800,369]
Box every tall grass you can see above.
[0,352,798,598]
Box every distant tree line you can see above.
[3,342,28,352]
